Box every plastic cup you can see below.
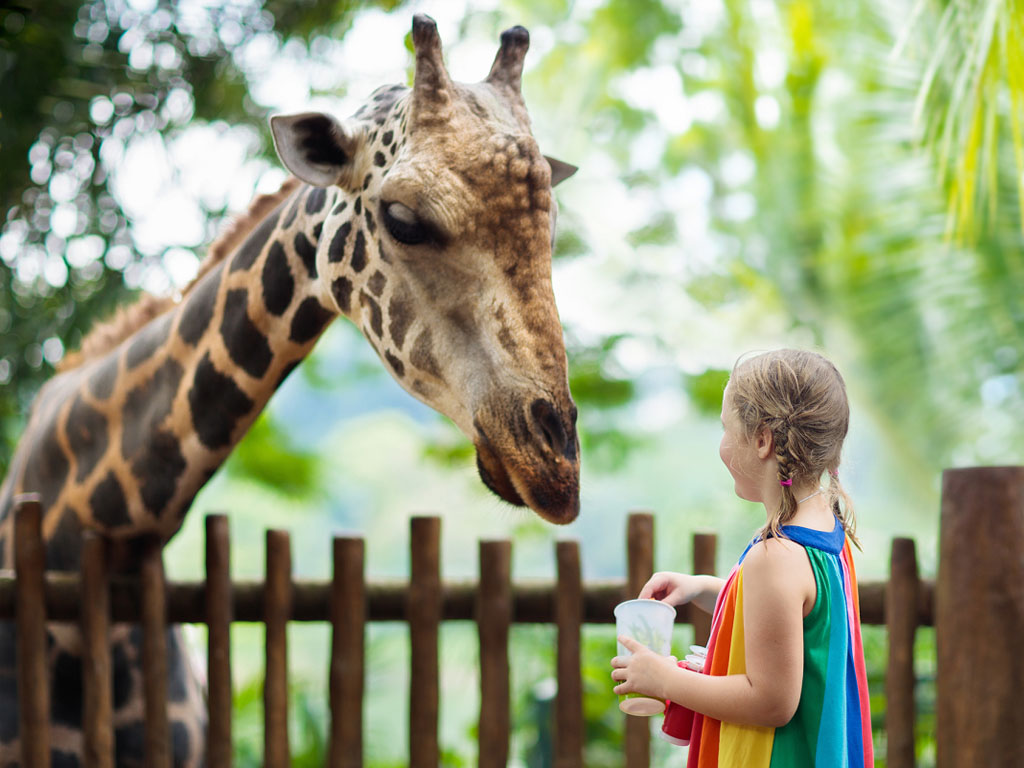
[613,599,676,716]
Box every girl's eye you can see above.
[382,201,430,245]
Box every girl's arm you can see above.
[612,538,814,728]
[639,571,725,615]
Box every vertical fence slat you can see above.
[625,512,654,768]
[936,467,1024,768]
[887,537,919,768]
[205,515,232,768]
[264,529,292,768]
[554,540,583,768]
[14,498,49,768]
[477,540,511,768]
[409,516,440,768]
[329,536,366,768]
[691,533,717,646]
[140,536,170,768]
[81,531,113,768]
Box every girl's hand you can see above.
[609,635,678,699]
[638,571,698,606]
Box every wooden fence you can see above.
[1,465,1021,768]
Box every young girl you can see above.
[610,349,873,767]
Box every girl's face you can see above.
[719,384,765,502]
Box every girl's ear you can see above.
[755,426,774,459]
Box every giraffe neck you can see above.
[0,181,353,567]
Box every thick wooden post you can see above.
[554,540,583,768]
[477,540,512,768]
[81,532,114,768]
[887,537,919,768]
[936,466,1024,768]
[264,529,292,768]
[408,516,441,768]
[205,515,232,768]
[329,535,366,768]
[14,498,50,768]
[139,536,170,768]
[625,512,654,768]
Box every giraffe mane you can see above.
[59,177,302,372]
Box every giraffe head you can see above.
[269,16,580,523]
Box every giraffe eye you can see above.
[382,201,430,246]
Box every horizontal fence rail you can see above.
[0,499,935,768]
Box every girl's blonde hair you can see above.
[728,349,858,545]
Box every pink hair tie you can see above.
[829,469,839,478]
[780,479,793,487]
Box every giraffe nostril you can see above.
[530,398,575,460]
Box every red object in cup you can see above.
[660,661,697,746]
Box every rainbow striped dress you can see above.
[686,518,874,768]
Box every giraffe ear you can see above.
[545,156,577,187]
[270,112,365,188]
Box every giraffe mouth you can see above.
[473,420,580,525]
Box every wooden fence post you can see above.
[140,536,170,768]
[264,529,292,768]
[329,535,366,768]
[554,539,583,768]
[14,497,49,768]
[625,512,654,768]
[936,466,1024,768]
[887,537,919,768]
[205,515,232,768]
[477,540,512,767]
[81,531,113,768]
[409,516,441,768]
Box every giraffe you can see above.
[0,15,580,766]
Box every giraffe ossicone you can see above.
[0,15,579,766]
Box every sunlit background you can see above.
[2,0,1022,764]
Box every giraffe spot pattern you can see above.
[331,277,354,314]
[261,242,294,317]
[189,353,254,450]
[385,350,405,378]
[374,151,386,167]
[132,429,186,515]
[51,651,83,728]
[111,639,134,709]
[277,360,300,389]
[289,297,333,344]
[67,394,107,483]
[52,751,81,768]
[282,194,301,229]
[387,294,413,349]
[45,507,85,570]
[354,197,362,215]
[230,206,281,273]
[90,472,132,529]
[20,424,70,512]
[410,328,442,379]
[121,357,183,460]
[221,289,272,379]
[125,313,172,370]
[88,356,119,400]
[367,270,387,297]
[359,291,383,338]
[305,186,327,214]
[364,207,377,236]
[351,230,367,273]
[178,271,220,347]
[293,231,317,278]
[328,221,351,263]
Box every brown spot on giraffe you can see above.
[0,15,578,765]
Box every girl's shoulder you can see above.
[740,537,817,610]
